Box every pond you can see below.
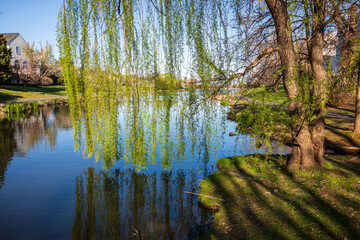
[0,93,289,239]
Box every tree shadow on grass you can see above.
[327,105,355,114]
[325,122,350,131]
[326,156,360,177]
[325,126,360,155]
[0,92,22,102]
[204,155,360,239]
[326,126,359,147]
[0,85,65,95]
[25,86,65,95]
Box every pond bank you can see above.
[213,93,360,155]
[198,154,360,240]
[0,95,247,239]
[0,97,68,119]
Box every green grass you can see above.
[325,117,360,154]
[199,154,360,240]
[0,85,66,102]
[327,106,355,115]
[229,85,359,153]
[245,85,287,104]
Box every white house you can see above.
[1,33,33,84]
[323,31,341,71]
[2,33,28,69]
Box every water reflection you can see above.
[0,99,289,239]
[72,167,211,240]
[12,107,72,154]
[0,107,72,188]
[0,119,16,189]
[69,91,230,171]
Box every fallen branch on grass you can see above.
[184,191,225,201]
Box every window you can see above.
[23,61,28,69]
[14,60,20,69]
[16,46,21,55]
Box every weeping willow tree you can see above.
[58,0,350,171]
[57,0,243,170]
[57,0,238,96]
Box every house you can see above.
[2,33,28,69]
[323,31,341,71]
[1,33,30,84]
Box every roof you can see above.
[0,33,20,44]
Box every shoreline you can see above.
[214,93,360,155]
[0,97,68,119]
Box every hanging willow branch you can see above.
[55,0,264,169]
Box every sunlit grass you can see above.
[245,85,287,105]
[0,85,66,102]
[199,154,360,240]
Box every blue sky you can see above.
[0,0,63,58]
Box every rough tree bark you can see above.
[309,0,327,165]
[352,7,360,135]
[355,61,360,134]
[336,5,360,134]
[265,0,325,170]
[339,5,358,68]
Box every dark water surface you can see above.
[0,102,288,239]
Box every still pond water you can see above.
[0,96,288,239]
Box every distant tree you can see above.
[155,73,182,90]
[332,5,360,134]
[48,59,63,85]
[355,47,360,135]
[14,42,56,90]
[0,34,12,83]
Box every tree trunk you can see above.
[355,62,360,134]
[287,119,318,170]
[353,8,360,135]
[339,5,357,68]
[309,0,327,165]
[265,0,324,170]
[23,82,27,92]
[310,116,325,165]
[335,5,359,134]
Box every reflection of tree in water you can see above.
[0,107,73,188]
[13,112,48,153]
[69,91,226,171]
[72,168,211,239]
[12,107,73,153]
[52,106,73,129]
[0,119,17,189]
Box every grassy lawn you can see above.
[327,106,356,115]
[224,85,360,153]
[245,85,287,105]
[325,117,360,154]
[244,85,357,116]
[199,154,360,240]
[0,85,66,102]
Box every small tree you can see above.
[15,41,56,90]
[49,60,63,85]
[332,5,360,134]
[0,34,12,83]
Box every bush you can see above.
[155,73,183,90]
[4,101,40,114]
[220,98,230,106]
[29,101,39,109]
[4,103,26,114]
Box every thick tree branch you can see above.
[231,47,279,80]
